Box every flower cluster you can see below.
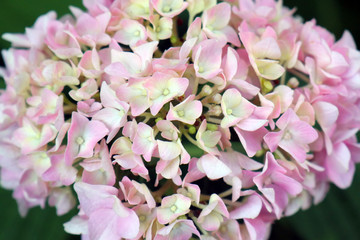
[1,0,360,239]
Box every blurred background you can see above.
[0,0,360,239]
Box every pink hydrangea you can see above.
[1,0,360,239]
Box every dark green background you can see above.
[1,0,360,239]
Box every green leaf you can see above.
[272,165,360,240]
[0,188,79,240]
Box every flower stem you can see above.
[206,117,222,125]
[189,212,208,236]
[192,77,200,95]
[63,105,77,114]
[280,71,286,85]
[152,180,175,200]
[182,130,199,147]
[288,68,310,83]
[218,188,233,198]
[275,149,288,161]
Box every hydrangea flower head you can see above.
[1,0,360,239]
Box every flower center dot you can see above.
[226,108,233,115]
[76,136,84,145]
[39,152,48,159]
[156,27,161,33]
[162,88,170,96]
[139,215,146,222]
[134,30,140,36]
[198,66,204,73]
[177,110,185,117]
[220,225,227,233]
[170,205,177,212]
[283,131,292,140]
[163,6,171,12]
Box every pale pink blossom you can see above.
[254,152,303,218]
[45,21,82,59]
[221,88,255,128]
[156,155,182,181]
[166,95,202,124]
[42,150,77,186]
[75,12,112,47]
[157,194,191,224]
[72,182,140,239]
[196,120,221,155]
[202,2,240,46]
[92,82,129,142]
[69,78,98,101]
[193,39,225,79]
[120,0,151,20]
[78,48,102,78]
[151,0,188,18]
[48,187,77,216]
[177,183,201,204]
[154,219,200,240]
[147,15,173,41]
[3,11,57,49]
[13,169,48,216]
[80,140,115,185]
[264,109,318,163]
[186,17,207,42]
[198,194,229,231]
[132,122,157,162]
[156,120,179,141]
[239,22,285,80]
[197,154,231,180]
[65,112,109,165]
[12,118,57,155]
[111,137,149,178]
[116,78,152,116]
[105,41,158,79]
[145,71,188,115]
[31,60,80,93]
[26,88,64,126]
[113,19,147,46]
[133,205,157,239]
[119,176,156,208]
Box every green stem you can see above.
[280,71,286,85]
[218,188,233,198]
[288,68,310,83]
[206,117,222,125]
[275,149,288,161]
[192,77,200,95]
[182,130,199,147]
[189,212,208,236]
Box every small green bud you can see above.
[188,126,196,134]
[255,149,265,157]
[155,117,163,123]
[170,36,178,44]
[207,123,218,131]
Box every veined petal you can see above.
[254,58,285,80]
[157,140,181,161]
[197,154,231,179]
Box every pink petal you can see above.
[197,154,231,180]
[230,194,262,219]
[235,127,268,157]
